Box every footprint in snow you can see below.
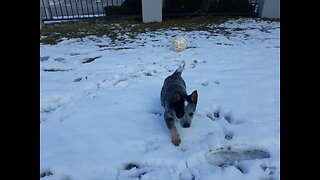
[223,113,233,124]
[206,107,235,124]
[203,107,273,174]
[205,109,220,121]
[145,138,162,152]
[41,96,64,113]
[201,81,209,87]
[119,161,196,180]
[40,169,71,180]
[199,80,219,87]
[113,78,129,88]
[118,162,151,180]
[40,56,50,62]
[179,161,196,180]
[70,52,80,56]
[54,57,66,62]
[224,132,234,140]
[205,144,270,172]
[40,169,53,178]
[204,106,235,141]
[259,164,278,179]
[147,110,162,117]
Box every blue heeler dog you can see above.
[160,62,198,146]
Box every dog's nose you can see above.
[176,113,184,118]
[182,123,190,128]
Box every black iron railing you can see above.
[40,0,126,21]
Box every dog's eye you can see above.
[189,113,194,117]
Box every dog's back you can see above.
[160,62,186,108]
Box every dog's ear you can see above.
[172,91,181,103]
[190,90,198,103]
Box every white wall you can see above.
[259,0,280,19]
[142,0,162,23]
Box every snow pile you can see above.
[40,18,280,180]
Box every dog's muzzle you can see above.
[182,122,190,128]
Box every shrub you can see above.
[104,0,254,16]
[104,0,142,16]
[163,0,202,14]
[210,0,254,13]
[163,0,254,14]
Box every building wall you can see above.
[259,0,280,19]
[142,0,162,23]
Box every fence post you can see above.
[40,14,44,29]
[41,0,52,20]
[40,0,44,29]
[142,0,162,23]
[258,0,280,19]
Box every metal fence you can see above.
[40,0,259,22]
[250,0,259,16]
[40,0,125,21]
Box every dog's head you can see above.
[172,90,198,128]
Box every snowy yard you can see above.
[40,17,280,180]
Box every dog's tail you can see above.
[173,61,185,75]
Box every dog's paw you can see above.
[172,137,181,146]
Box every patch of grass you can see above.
[260,17,280,23]
[40,16,237,45]
[43,68,74,72]
[40,16,278,45]
[74,77,82,82]
[82,56,102,63]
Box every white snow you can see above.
[40,17,280,180]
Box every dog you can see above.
[160,61,198,146]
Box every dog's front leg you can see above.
[164,114,181,146]
[169,122,181,146]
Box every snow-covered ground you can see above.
[40,18,280,180]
